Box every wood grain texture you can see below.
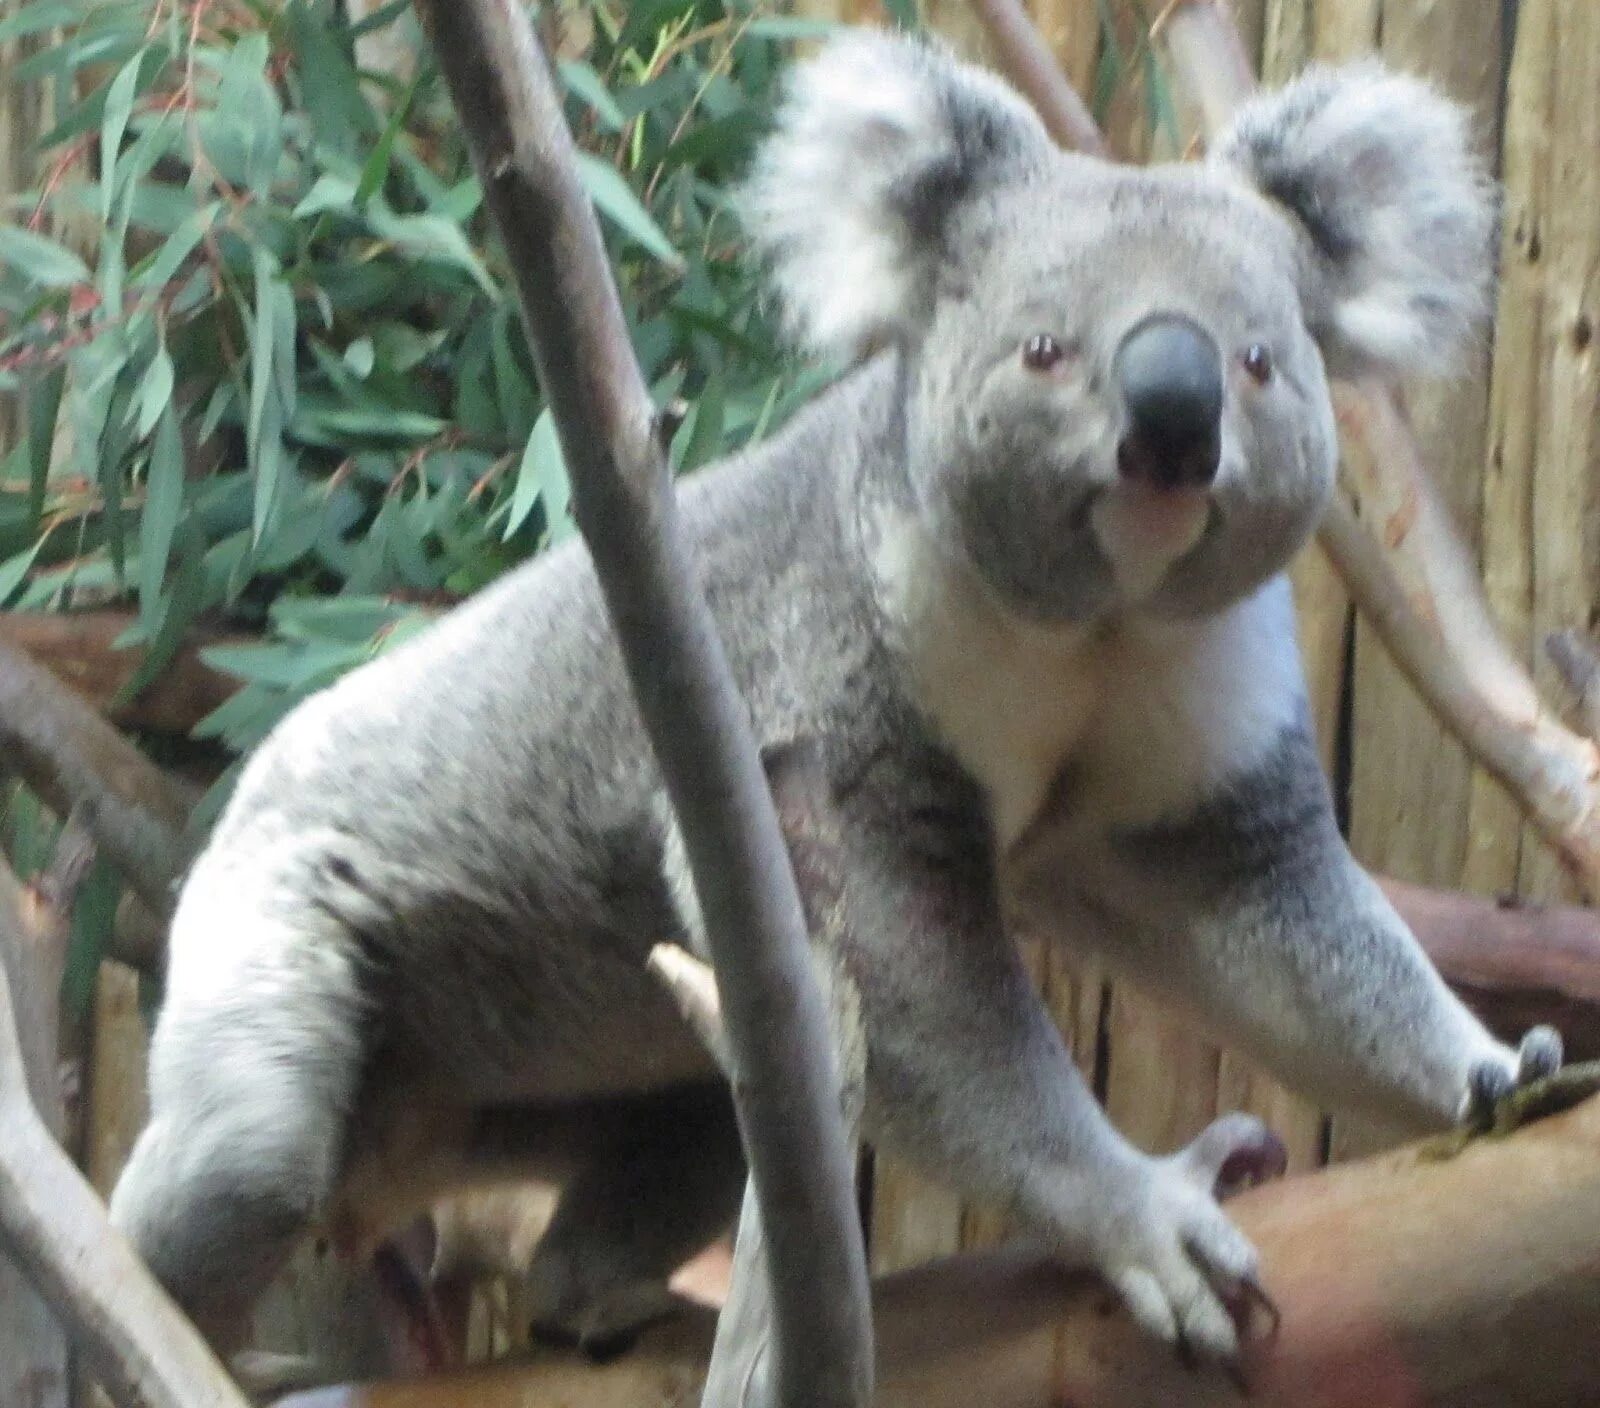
[1335,0,1506,1163]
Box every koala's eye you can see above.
[1022,333,1067,372]
[1242,343,1274,386]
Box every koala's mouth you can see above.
[1087,482,1216,601]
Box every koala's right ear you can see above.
[740,32,1051,362]
[1211,63,1495,376]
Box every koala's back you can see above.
[163,367,890,1106]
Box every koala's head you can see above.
[741,34,1493,621]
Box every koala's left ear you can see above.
[1211,62,1495,375]
[739,32,1051,363]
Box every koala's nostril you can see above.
[1114,315,1223,489]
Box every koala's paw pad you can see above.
[1465,1025,1565,1128]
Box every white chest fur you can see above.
[871,513,1305,849]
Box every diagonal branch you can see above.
[0,639,197,919]
[405,4,873,1406]
[965,0,1108,156]
[0,839,251,1408]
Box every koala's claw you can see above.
[1465,1025,1565,1128]
[1518,1025,1564,1082]
[1092,1115,1287,1369]
[1228,1273,1283,1343]
[1174,1112,1289,1202]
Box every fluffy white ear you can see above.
[1211,62,1496,375]
[739,31,1050,362]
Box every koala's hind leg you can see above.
[468,1082,746,1356]
[109,873,367,1351]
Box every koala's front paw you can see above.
[1463,1025,1564,1127]
[1089,1114,1286,1365]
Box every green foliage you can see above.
[1,0,839,758]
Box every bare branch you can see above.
[0,639,197,918]
[0,839,250,1408]
[406,4,872,1404]
[1386,877,1600,1060]
[650,742,869,1408]
[965,0,1109,156]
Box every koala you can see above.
[112,33,1561,1367]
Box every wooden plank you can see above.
[1518,0,1600,906]
[1333,0,1505,1163]
[1462,0,1551,902]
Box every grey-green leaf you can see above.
[575,154,683,268]
[0,227,91,287]
[139,404,184,624]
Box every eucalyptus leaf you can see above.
[99,51,146,222]
[575,154,683,268]
[138,404,184,623]
[0,227,91,287]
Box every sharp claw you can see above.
[1225,1360,1255,1399]
[1237,1276,1282,1343]
[1175,1332,1199,1372]
[1214,1130,1289,1200]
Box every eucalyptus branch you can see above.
[964,0,1108,156]
[406,4,873,1405]
[0,841,251,1408]
[0,638,197,920]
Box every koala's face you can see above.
[744,37,1492,624]
[906,165,1338,620]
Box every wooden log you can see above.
[272,1090,1600,1408]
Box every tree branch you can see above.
[1386,878,1600,1061]
[0,639,196,919]
[405,4,872,1405]
[965,0,1108,156]
[0,836,251,1408]
[274,1087,1600,1408]
[650,741,870,1408]
[0,612,241,738]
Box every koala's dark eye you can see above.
[1022,333,1067,372]
[1242,343,1274,386]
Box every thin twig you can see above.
[407,4,873,1405]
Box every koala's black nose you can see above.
[1114,315,1223,490]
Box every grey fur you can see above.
[112,35,1547,1363]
